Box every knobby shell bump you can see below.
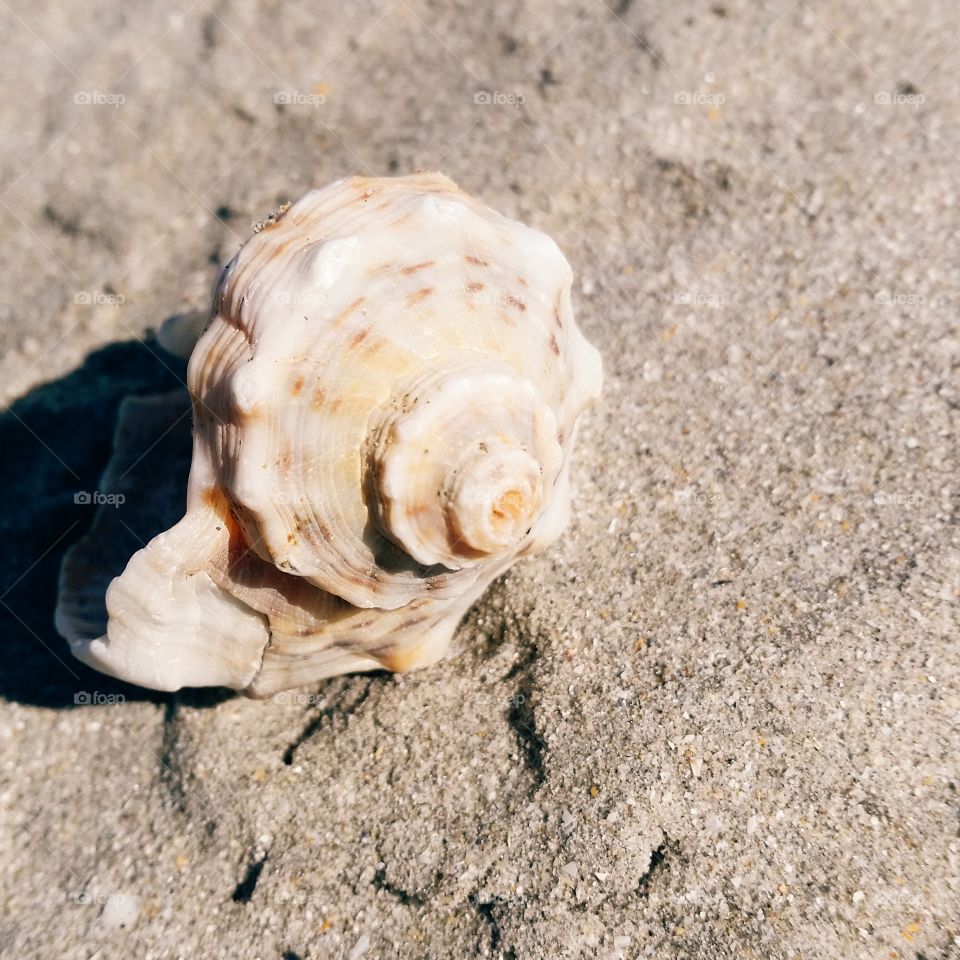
[56,173,603,696]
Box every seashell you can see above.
[56,173,602,696]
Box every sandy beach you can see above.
[1,1,957,957]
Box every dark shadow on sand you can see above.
[0,336,231,709]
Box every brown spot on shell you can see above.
[505,295,527,312]
[201,486,228,516]
[360,335,386,357]
[406,287,434,305]
[291,375,305,397]
[350,326,372,348]
[334,296,366,326]
[401,260,435,275]
[276,444,295,471]
[224,509,250,563]
[465,281,485,293]
[549,333,560,356]
[292,516,338,562]
[465,255,490,267]
[311,387,326,409]
[271,237,298,258]
[341,568,371,589]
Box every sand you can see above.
[0,0,957,957]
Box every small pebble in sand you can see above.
[348,933,371,959]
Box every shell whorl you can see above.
[186,173,601,613]
[365,352,562,569]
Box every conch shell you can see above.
[56,173,602,696]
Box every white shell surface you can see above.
[60,173,602,696]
